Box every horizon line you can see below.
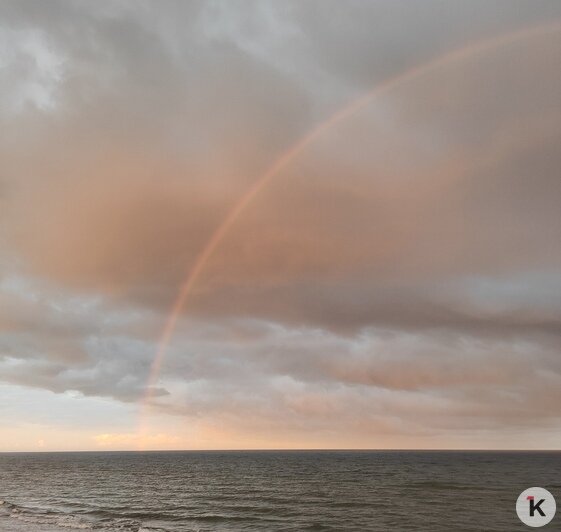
[2,448,560,454]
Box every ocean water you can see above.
[0,451,560,531]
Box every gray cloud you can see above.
[1,0,560,448]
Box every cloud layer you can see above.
[1,0,560,450]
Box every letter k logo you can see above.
[527,496,546,517]
[517,488,556,527]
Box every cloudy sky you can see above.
[1,0,560,451]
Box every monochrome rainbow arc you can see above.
[138,20,561,441]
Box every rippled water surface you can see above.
[0,451,560,531]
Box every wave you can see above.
[0,499,169,531]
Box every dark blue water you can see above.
[0,451,560,531]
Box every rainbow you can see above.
[139,21,561,437]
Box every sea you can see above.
[0,451,559,531]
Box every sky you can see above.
[1,0,560,451]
